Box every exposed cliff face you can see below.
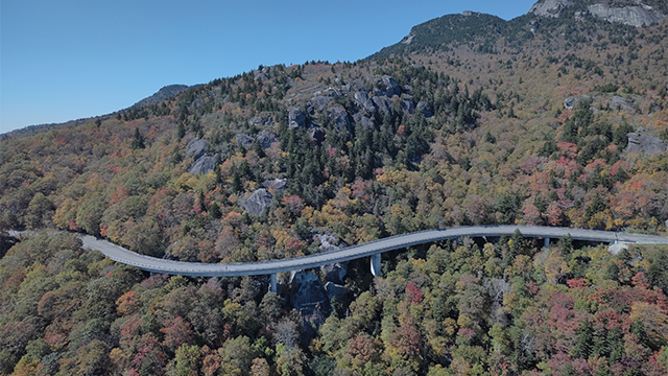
[529,0,574,18]
[625,133,668,156]
[529,0,666,27]
[588,3,665,27]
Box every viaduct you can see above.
[53,225,668,293]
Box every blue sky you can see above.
[1,0,537,134]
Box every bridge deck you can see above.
[54,225,668,277]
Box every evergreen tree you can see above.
[177,122,186,140]
[573,319,593,359]
[131,128,145,149]
[208,202,222,220]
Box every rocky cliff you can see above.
[529,0,666,27]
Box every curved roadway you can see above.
[43,225,668,277]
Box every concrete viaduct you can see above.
[13,226,668,292]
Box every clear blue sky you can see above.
[1,0,537,134]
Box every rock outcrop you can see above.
[354,92,377,113]
[257,129,279,149]
[310,96,332,112]
[289,270,332,327]
[315,234,343,253]
[325,282,347,302]
[354,114,376,129]
[321,262,348,285]
[563,96,581,109]
[235,134,255,148]
[288,108,306,129]
[610,96,635,112]
[263,178,287,193]
[379,75,401,97]
[249,115,275,127]
[588,3,665,27]
[625,133,668,156]
[328,106,352,133]
[289,270,329,309]
[186,138,208,160]
[528,0,574,18]
[309,127,325,145]
[402,98,415,114]
[529,0,666,27]
[243,188,273,215]
[187,154,217,174]
[417,101,434,118]
[372,96,393,114]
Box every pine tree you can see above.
[131,128,145,149]
[177,122,186,140]
[573,319,593,359]
[208,202,222,220]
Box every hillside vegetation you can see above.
[1,3,668,375]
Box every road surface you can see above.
[10,226,668,277]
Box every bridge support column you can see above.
[544,237,550,249]
[370,253,382,277]
[269,273,277,293]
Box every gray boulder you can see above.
[373,96,393,114]
[325,282,348,302]
[289,270,329,310]
[189,98,205,109]
[288,108,306,129]
[402,98,415,114]
[315,233,342,253]
[354,114,376,129]
[354,92,377,113]
[235,134,255,148]
[309,127,325,145]
[186,138,209,160]
[254,72,269,81]
[249,115,275,127]
[380,75,401,97]
[351,79,367,92]
[321,262,348,285]
[188,154,217,174]
[263,178,287,192]
[243,188,273,215]
[588,4,665,27]
[328,106,352,133]
[417,101,433,118]
[310,96,332,112]
[611,96,635,112]
[257,129,279,149]
[625,133,668,156]
[563,97,580,109]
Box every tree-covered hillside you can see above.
[1,5,668,375]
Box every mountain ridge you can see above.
[2,1,668,375]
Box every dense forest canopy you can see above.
[1,3,668,375]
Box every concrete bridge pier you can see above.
[270,273,277,293]
[544,237,550,249]
[370,253,382,277]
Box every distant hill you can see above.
[1,85,190,140]
[130,84,190,109]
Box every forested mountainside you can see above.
[1,1,668,375]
